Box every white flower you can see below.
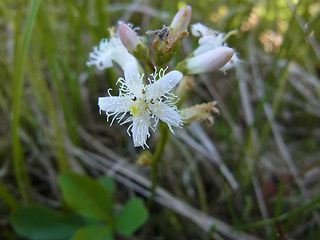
[87,36,138,70]
[191,23,225,55]
[191,23,239,72]
[98,62,184,148]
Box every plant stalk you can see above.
[149,123,169,205]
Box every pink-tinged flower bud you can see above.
[186,47,233,74]
[170,5,192,34]
[118,23,141,52]
[118,23,149,61]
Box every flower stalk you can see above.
[149,122,169,204]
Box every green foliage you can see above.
[71,225,113,240]
[11,174,148,240]
[11,205,85,240]
[98,175,116,194]
[58,173,113,221]
[115,198,149,235]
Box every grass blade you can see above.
[11,0,41,203]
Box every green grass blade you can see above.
[237,193,320,230]
[11,0,41,203]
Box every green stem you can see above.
[149,123,169,204]
[147,60,155,71]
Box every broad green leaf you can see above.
[11,205,84,240]
[71,225,113,240]
[115,198,148,236]
[98,175,115,194]
[58,173,113,221]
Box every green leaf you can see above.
[58,173,113,221]
[71,225,113,240]
[11,205,84,240]
[115,198,148,236]
[98,175,115,194]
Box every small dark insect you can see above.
[157,27,170,40]
[146,25,170,40]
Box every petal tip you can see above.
[169,70,183,81]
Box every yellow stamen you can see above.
[130,105,139,116]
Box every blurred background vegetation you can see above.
[1,0,320,239]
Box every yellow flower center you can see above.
[130,97,149,116]
[130,105,139,116]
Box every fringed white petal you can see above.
[87,37,138,70]
[198,33,224,46]
[87,45,113,70]
[192,26,225,57]
[191,23,209,37]
[131,113,151,148]
[124,61,144,97]
[112,48,138,69]
[109,37,139,69]
[147,70,183,100]
[98,96,131,113]
[150,102,183,132]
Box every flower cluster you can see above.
[87,5,238,148]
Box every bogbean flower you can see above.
[86,34,138,70]
[98,62,184,148]
[191,23,239,72]
[191,23,225,54]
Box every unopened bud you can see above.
[152,6,192,66]
[118,23,140,51]
[118,23,149,60]
[220,52,240,73]
[184,47,233,74]
[170,5,192,34]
